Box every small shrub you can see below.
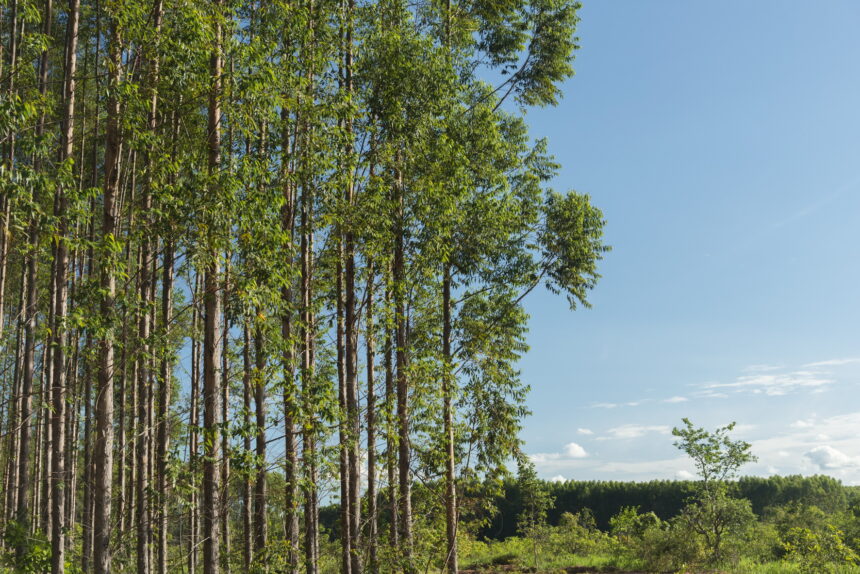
[782,525,859,574]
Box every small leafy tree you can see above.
[517,459,554,570]
[782,525,859,574]
[672,418,758,564]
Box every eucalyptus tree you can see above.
[0,1,609,572]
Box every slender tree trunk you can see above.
[394,165,415,572]
[280,108,300,573]
[366,265,378,574]
[15,224,37,542]
[342,0,362,562]
[189,273,201,574]
[242,321,253,570]
[300,127,319,574]
[156,238,173,574]
[94,17,124,574]
[5,264,26,522]
[337,250,352,574]
[136,3,163,570]
[442,264,458,574]
[156,108,179,574]
[50,0,81,569]
[203,2,224,570]
[221,259,231,573]
[384,277,398,549]
[253,323,267,556]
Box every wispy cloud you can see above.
[591,400,649,409]
[663,396,688,404]
[790,418,816,429]
[577,428,594,436]
[700,370,833,396]
[528,452,560,464]
[601,424,671,440]
[803,358,860,368]
[595,456,690,477]
[743,364,783,373]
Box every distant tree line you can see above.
[480,474,852,538]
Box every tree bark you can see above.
[442,264,458,574]
[94,16,123,573]
[366,265,379,573]
[242,321,253,570]
[253,323,267,555]
[203,2,224,571]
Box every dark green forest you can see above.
[481,474,853,538]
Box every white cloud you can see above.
[591,400,650,409]
[595,456,689,477]
[676,470,695,480]
[564,442,588,458]
[804,445,856,470]
[743,364,783,373]
[529,452,560,464]
[602,424,671,440]
[694,390,730,399]
[663,396,689,403]
[577,428,594,436]
[701,370,833,396]
[804,358,860,368]
[747,411,860,480]
[790,418,816,429]
[550,475,567,483]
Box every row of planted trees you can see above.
[0,0,607,572]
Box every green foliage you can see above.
[673,418,758,487]
[1,521,51,574]
[678,490,757,565]
[516,460,554,570]
[672,418,759,564]
[609,506,661,546]
[539,190,609,309]
[782,525,859,574]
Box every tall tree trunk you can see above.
[136,3,163,569]
[203,2,224,571]
[189,273,201,574]
[156,108,179,574]
[242,321,253,570]
[394,164,415,571]
[337,250,351,574]
[384,276,398,549]
[221,259,231,573]
[280,106,300,574]
[442,264,458,574]
[15,220,37,543]
[343,1,361,567]
[366,264,379,574]
[94,16,124,574]
[253,323,267,556]
[300,124,318,574]
[156,238,173,574]
[2,269,25,521]
[50,0,81,569]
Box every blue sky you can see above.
[519,1,860,483]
